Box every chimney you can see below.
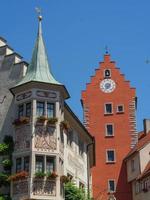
[143,119,150,134]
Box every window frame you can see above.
[47,102,55,118]
[108,179,116,192]
[26,102,32,117]
[16,157,22,173]
[18,104,24,118]
[116,104,124,113]
[24,156,30,172]
[105,123,114,137]
[104,69,111,78]
[35,155,44,173]
[106,149,116,163]
[46,156,56,173]
[104,103,113,115]
[36,101,45,117]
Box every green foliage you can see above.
[0,173,9,187]
[2,159,12,167]
[64,182,86,200]
[3,135,14,153]
[34,171,46,178]
[0,195,11,200]
[0,144,9,155]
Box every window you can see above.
[79,138,84,156]
[35,156,44,172]
[135,181,140,194]
[37,102,44,116]
[47,103,55,118]
[104,69,111,78]
[46,157,55,173]
[26,102,31,117]
[67,130,74,147]
[117,105,124,113]
[24,156,30,172]
[106,150,115,163]
[105,103,113,114]
[18,104,24,118]
[16,158,22,173]
[60,128,64,144]
[131,159,135,172]
[108,180,115,192]
[106,124,114,136]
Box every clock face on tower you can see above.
[100,79,116,93]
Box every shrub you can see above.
[47,117,58,125]
[64,182,85,200]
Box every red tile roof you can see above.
[137,161,150,180]
[125,131,150,160]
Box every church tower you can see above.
[81,53,137,200]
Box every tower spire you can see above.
[15,9,61,86]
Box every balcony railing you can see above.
[32,178,56,196]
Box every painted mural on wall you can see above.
[34,125,57,151]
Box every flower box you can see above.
[46,171,58,179]
[34,171,46,178]
[37,116,47,123]
[60,120,70,131]
[47,117,58,125]
[60,175,70,183]
[13,117,30,126]
[8,171,28,181]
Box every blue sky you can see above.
[1,0,150,131]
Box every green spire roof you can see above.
[16,15,61,86]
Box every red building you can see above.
[81,54,138,200]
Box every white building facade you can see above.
[0,16,95,200]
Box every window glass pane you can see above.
[46,157,55,173]
[109,180,115,192]
[24,156,30,172]
[26,102,31,117]
[37,102,44,117]
[18,105,24,118]
[47,103,55,118]
[105,104,112,114]
[106,124,113,136]
[35,156,44,172]
[16,158,22,173]
[107,150,115,162]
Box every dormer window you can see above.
[104,69,111,78]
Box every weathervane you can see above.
[35,7,42,21]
